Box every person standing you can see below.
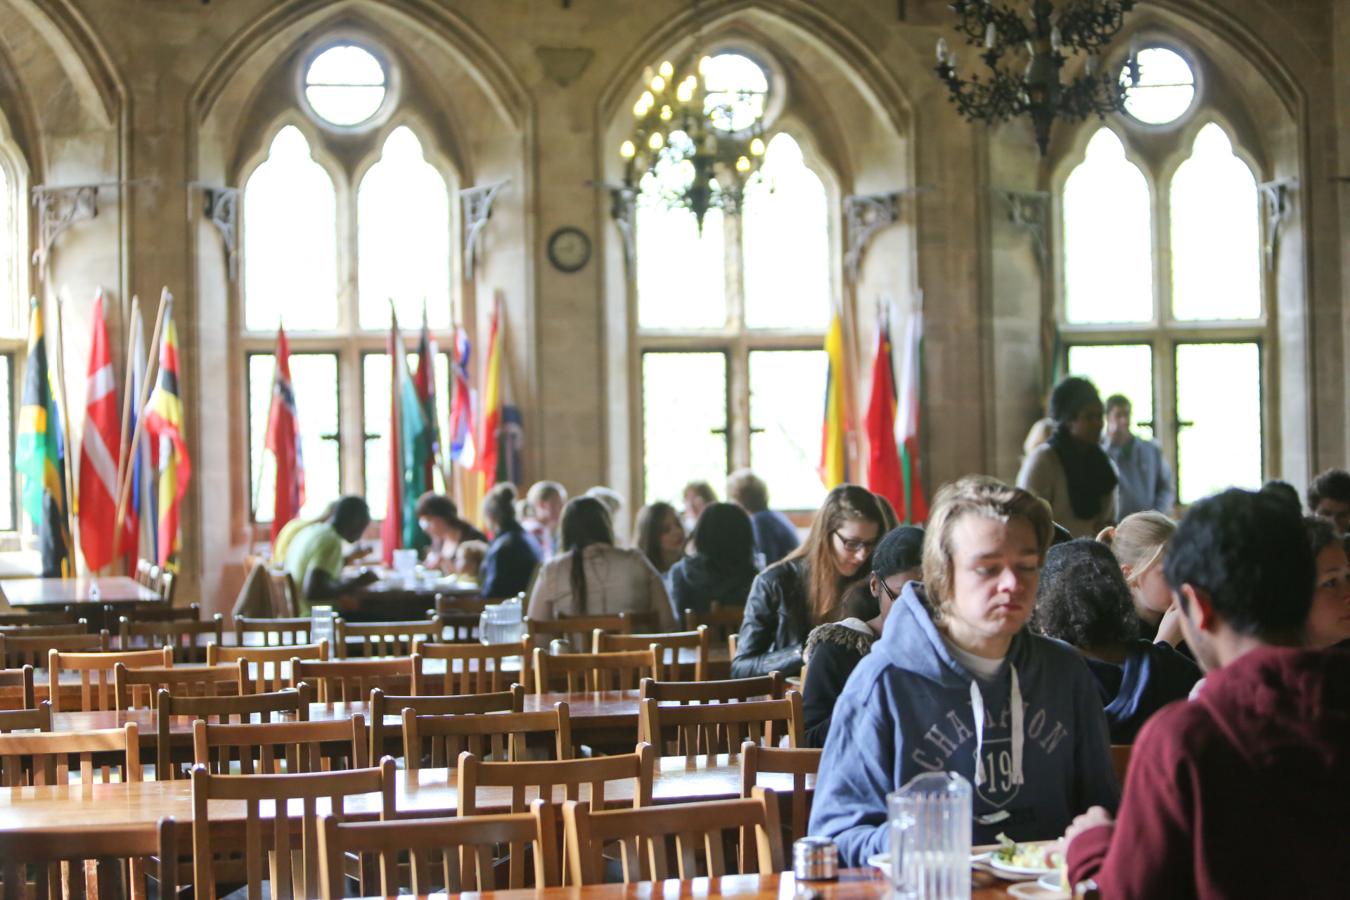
[727,469,800,567]
[1101,394,1174,519]
[1017,376,1118,538]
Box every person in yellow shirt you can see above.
[283,496,377,613]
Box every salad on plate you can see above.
[989,834,1066,877]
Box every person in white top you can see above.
[527,496,678,631]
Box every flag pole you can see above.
[111,288,169,560]
[111,292,139,571]
[52,287,78,576]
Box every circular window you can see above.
[303,44,388,127]
[1121,47,1196,126]
[702,53,769,133]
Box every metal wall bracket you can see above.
[462,180,509,274]
[1258,177,1297,274]
[845,188,929,284]
[192,183,239,281]
[30,184,99,280]
[993,189,1051,276]
[592,181,637,271]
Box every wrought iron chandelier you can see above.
[619,54,768,232]
[934,0,1141,155]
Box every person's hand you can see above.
[344,543,373,564]
[352,567,380,587]
[1156,601,1185,647]
[1063,806,1114,847]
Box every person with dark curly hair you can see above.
[1301,516,1350,649]
[1034,539,1200,743]
[1307,467,1350,535]
[1017,376,1118,537]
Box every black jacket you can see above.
[665,554,759,617]
[731,559,812,678]
[801,620,877,748]
[480,521,542,599]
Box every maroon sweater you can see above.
[1067,645,1349,899]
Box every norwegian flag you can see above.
[264,326,304,541]
[447,327,477,469]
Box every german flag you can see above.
[15,299,70,576]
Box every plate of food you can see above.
[987,834,1064,878]
[867,850,992,873]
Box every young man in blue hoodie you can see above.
[808,476,1119,866]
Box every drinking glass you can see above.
[887,771,972,900]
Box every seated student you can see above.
[665,502,761,617]
[522,480,567,560]
[527,496,677,630]
[727,469,800,566]
[1260,478,1303,512]
[478,483,542,599]
[808,476,1118,865]
[453,539,488,583]
[1064,488,1349,898]
[1308,467,1350,535]
[1034,539,1201,743]
[1302,516,1350,650]
[801,526,923,748]
[732,484,888,679]
[682,480,717,533]
[283,496,378,613]
[584,486,627,543]
[415,492,488,572]
[1099,512,1182,646]
[633,501,685,574]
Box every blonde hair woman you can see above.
[1098,511,1180,645]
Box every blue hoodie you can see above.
[808,582,1119,866]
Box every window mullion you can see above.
[726,210,750,471]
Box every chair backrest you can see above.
[292,657,415,702]
[158,571,178,605]
[683,602,745,642]
[524,612,643,648]
[0,665,35,710]
[739,743,823,850]
[563,792,783,884]
[317,802,558,897]
[458,742,655,814]
[234,615,312,647]
[118,615,223,663]
[0,723,141,786]
[640,672,784,703]
[532,647,658,694]
[266,568,299,617]
[0,700,51,733]
[117,602,200,623]
[402,703,571,768]
[0,610,80,627]
[192,714,367,774]
[207,640,329,692]
[114,662,240,710]
[135,559,156,586]
[638,692,803,756]
[594,627,709,681]
[333,618,443,658]
[0,622,89,637]
[412,640,529,695]
[0,818,177,900]
[157,687,307,780]
[0,630,108,669]
[368,685,522,763]
[434,595,487,642]
[48,646,173,712]
[191,757,395,900]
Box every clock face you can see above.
[548,227,591,273]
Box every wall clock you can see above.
[547,226,591,273]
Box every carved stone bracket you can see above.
[462,180,509,274]
[845,189,929,284]
[994,189,1051,276]
[1258,178,1297,274]
[601,182,637,271]
[195,184,239,281]
[30,184,99,280]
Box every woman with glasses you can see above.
[730,484,888,678]
[801,526,924,747]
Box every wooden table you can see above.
[466,869,1017,899]
[340,577,481,621]
[0,577,161,608]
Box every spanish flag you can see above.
[819,313,849,488]
[143,300,191,565]
[15,299,70,576]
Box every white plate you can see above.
[987,846,1059,878]
[868,851,992,873]
[1039,873,1066,891]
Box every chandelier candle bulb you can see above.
[936,37,949,65]
[750,137,766,155]
[650,75,665,92]
[620,140,635,159]
[985,23,997,49]
[736,155,750,172]
[659,60,674,78]
[648,132,663,150]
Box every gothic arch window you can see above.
[238,37,458,527]
[1056,47,1268,506]
[635,47,837,510]
[0,135,28,535]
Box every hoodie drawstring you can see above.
[969,680,987,787]
[969,664,1026,789]
[1010,665,1025,786]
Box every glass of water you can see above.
[887,772,972,900]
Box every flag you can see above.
[478,295,524,491]
[122,297,156,572]
[77,290,120,571]
[380,311,431,564]
[447,327,477,468]
[895,312,928,524]
[819,312,849,488]
[143,300,191,565]
[864,312,904,516]
[414,307,440,491]
[264,326,304,542]
[15,299,71,576]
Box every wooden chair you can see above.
[317,802,558,897]
[402,703,572,767]
[563,792,783,883]
[207,640,329,693]
[157,570,178,605]
[0,622,89,637]
[0,701,51,733]
[640,672,785,704]
[593,627,710,681]
[739,743,823,857]
[434,595,487,642]
[0,666,36,710]
[524,613,643,649]
[532,647,658,694]
[292,657,415,702]
[135,559,157,587]
[0,630,108,669]
[683,602,745,643]
[118,614,223,663]
[0,818,177,900]
[0,723,141,785]
[368,685,522,763]
[192,714,367,774]
[638,691,803,757]
[266,568,299,618]
[234,615,313,647]
[412,639,529,695]
[1110,744,1132,785]
[116,601,200,623]
[157,688,308,781]
[47,646,173,712]
[114,662,240,710]
[0,610,80,627]
[333,618,442,658]
[191,757,395,900]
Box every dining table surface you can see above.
[0,576,162,607]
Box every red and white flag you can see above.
[264,326,304,541]
[77,289,121,571]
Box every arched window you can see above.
[635,51,835,510]
[238,39,457,527]
[0,140,27,536]
[1057,51,1267,506]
